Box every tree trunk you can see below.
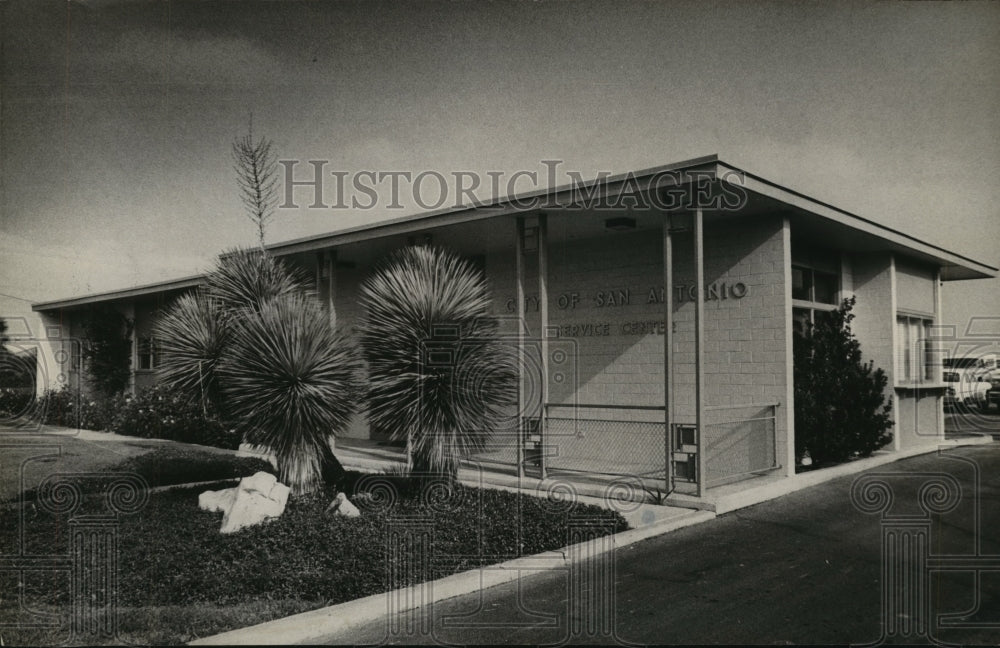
[320,436,345,486]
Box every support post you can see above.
[515,218,526,480]
[538,213,550,481]
[327,250,337,328]
[934,267,944,441]
[694,207,706,497]
[663,216,674,493]
[315,251,326,308]
[782,216,796,477]
[889,255,901,452]
[125,300,136,396]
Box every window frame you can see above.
[136,336,160,372]
[895,311,937,386]
[791,263,840,312]
[791,258,841,341]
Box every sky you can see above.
[1,0,998,337]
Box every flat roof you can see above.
[32,274,205,312]
[32,155,997,312]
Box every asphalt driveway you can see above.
[314,444,1000,645]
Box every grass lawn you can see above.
[15,445,273,503]
[0,472,628,646]
[0,433,271,503]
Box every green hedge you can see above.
[0,387,35,422]
[0,385,241,450]
[105,385,241,449]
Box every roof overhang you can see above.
[31,154,996,312]
[712,160,997,281]
[32,275,204,313]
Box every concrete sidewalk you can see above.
[332,435,997,517]
[318,437,691,530]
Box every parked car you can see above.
[943,369,991,411]
[987,370,1000,412]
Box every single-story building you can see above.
[29,155,998,498]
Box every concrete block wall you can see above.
[894,258,943,447]
[672,217,788,419]
[34,310,86,397]
[848,253,896,391]
[896,259,936,315]
[673,217,790,476]
[487,228,668,413]
[846,253,944,449]
[896,392,943,447]
[486,214,789,473]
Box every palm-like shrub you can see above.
[156,249,304,406]
[359,245,517,480]
[206,247,306,312]
[153,293,229,412]
[155,247,359,494]
[220,294,361,494]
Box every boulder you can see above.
[217,471,290,534]
[327,492,361,518]
[241,471,277,495]
[198,487,236,513]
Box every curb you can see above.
[1,478,244,511]
[188,508,715,645]
[707,437,995,514]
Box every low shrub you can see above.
[0,387,34,421]
[33,387,115,431]
[8,385,241,450]
[106,384,241,449]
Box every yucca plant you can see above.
[155,247,359,494]
[155,249,301,411]
[220,293,362,494]
[206,247,306,312]
[153,293,229,413]
[358,245,517,480]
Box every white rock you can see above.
[268,482,290,510]
[327,492,361,518]
[241,471,277,495]
[198,487,236,513]
[218,472,289,534]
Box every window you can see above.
[895,315,934,384]
[793,307,837,338]
[792,264,839,305]
[70,340,82,371]
[792,262,840,340]
[137,336,160,371]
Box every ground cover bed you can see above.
[0,471,628,645]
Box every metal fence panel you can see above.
[703,404,778,487]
